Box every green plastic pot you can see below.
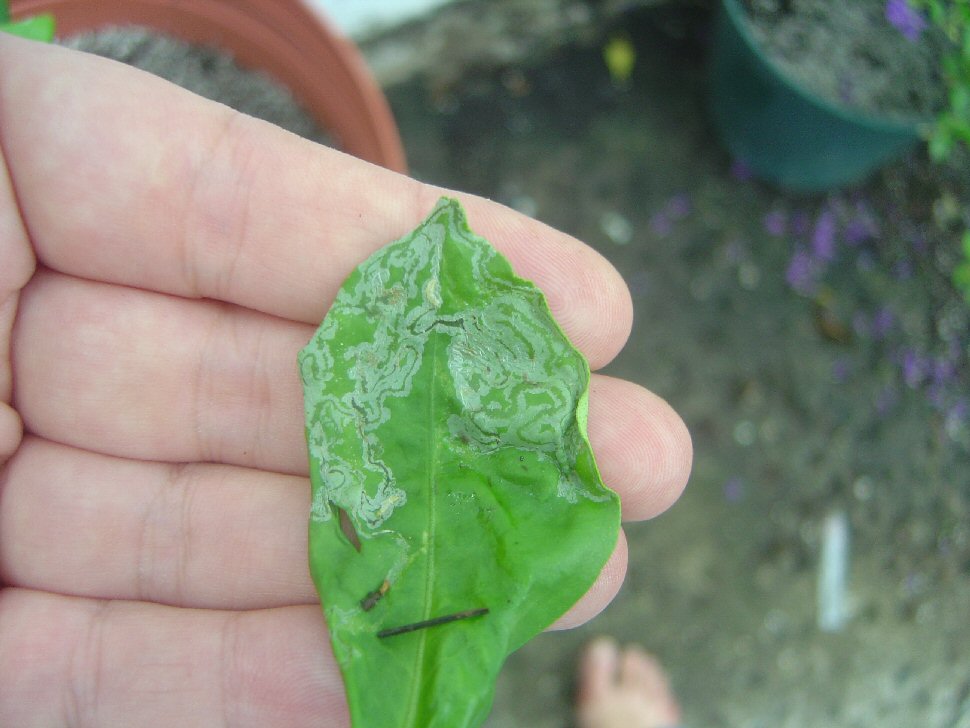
[708,0,927,192]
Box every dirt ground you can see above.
[73,1,970,726]
[372,4,970,727]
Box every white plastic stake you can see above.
[817,510,850,632]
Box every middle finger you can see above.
[15,269,310,473]
[14,271,689,513]
[14,271,688,514]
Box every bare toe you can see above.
[576,639,682,728]
[577,637,621,707]
[619,646,682,725]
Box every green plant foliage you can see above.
[908,0,970,159]
[953,229,970,303]
[904,1,970,302]
[299,198,620,727]
[0,0,55,42]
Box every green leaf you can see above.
[929,127,954,161]
[0,13,55,42]
[299,197,620,727]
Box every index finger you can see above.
[0,36,632,368]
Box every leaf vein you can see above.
[403,274,442,727]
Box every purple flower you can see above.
[907,228,928,255]
[871,307,895,339]
[666,193,692,220]
[901,349,928,388]
[852,308,894,339]
[886,0,927,42]
[946,399,969,431]
[926,382,947,409]
[786,248,816,294]
[844,219,873,245]
[832,357,853,383]
[763,209,787,237]
[931,357,958,386]
[723,476,745,503]
[649,212,673,237]
[649,194,691,237]
[844,201,879,244]
[875,385,899,416]
[731,158,754,181]
[812,209,837,261]
[790,211,811,237]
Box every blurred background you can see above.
[314,0,456,36]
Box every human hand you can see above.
[0,36,691,726]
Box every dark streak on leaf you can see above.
[335,504,362,552]
[377,608,489,639]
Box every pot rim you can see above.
[11,0,408,172]
[721,0,931,134]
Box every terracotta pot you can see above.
[11,0,408,173]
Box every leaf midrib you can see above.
[401,316,442,727]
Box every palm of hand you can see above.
[0,35,690,727]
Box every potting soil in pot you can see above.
[740,0,949,120]
[63,27,332,146]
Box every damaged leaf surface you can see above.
[299,198,620,727]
